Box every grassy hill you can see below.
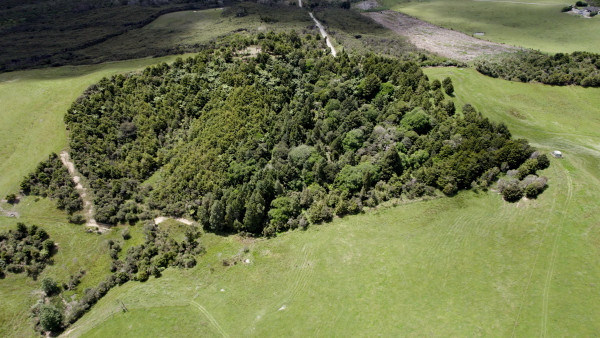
[385,0,600,54]
[2,4,600,336]
[59,69,600,336]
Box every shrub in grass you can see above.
[502,183,524,202]
[41,277,60,296]
[39,304,63,333]
[5,193,17,204]
[68,214,85,224]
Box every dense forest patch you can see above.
[0,223,56,280]
[475,50,600,87]
[60,32,546,235]
[20,153,83,218]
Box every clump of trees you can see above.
[55,32,546,236]
[0,223,56,280]
[20,153,83,215]
[497,153,550,201]
[475,50,600,87]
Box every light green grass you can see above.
[386,0,600,54]
[0,198,129,337]
[65,69,600,336]
[0,54,193,199]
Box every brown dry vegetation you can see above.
[363,10,518,62]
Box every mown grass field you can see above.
[383,0,600,54]
[62,69,600,336]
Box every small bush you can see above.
[5,193,17,204]
[39,304,63,333]
[121,228,131,240]
[443,183,458,196]
[501,181,524,202]
[68,214,85,224]
[41,277,60,296]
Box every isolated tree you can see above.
[41,277,59,296]
[5,193,17,204]
[443,82,454,96]
[536,154,550,170]
[39,304,63,333]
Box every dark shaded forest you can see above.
[58,32,547,235]
[475,50,600,87]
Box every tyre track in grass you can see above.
[190,300,230,338]
[540,169,573,337]
[510,164,560,337]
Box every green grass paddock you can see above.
[384,0,600,54]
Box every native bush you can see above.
[475,50,600,87]
[30,32,547,235]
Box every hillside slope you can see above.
[64,69,600,337]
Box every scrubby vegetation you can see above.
[20,153,83,215]
[475,50,600,87]
[57,32,547,235]
[28,221,204,335]
[0,223,56,280]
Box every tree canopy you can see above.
[52,32,546,235]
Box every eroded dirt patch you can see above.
[363,10,518,62]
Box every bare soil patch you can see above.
[363,10,518,62]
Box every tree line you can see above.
[20,153,84,223]
[475,50,600,87]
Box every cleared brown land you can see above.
[363,10,518,62]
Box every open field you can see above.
[62,69,600,336]
[383,0,600,54]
